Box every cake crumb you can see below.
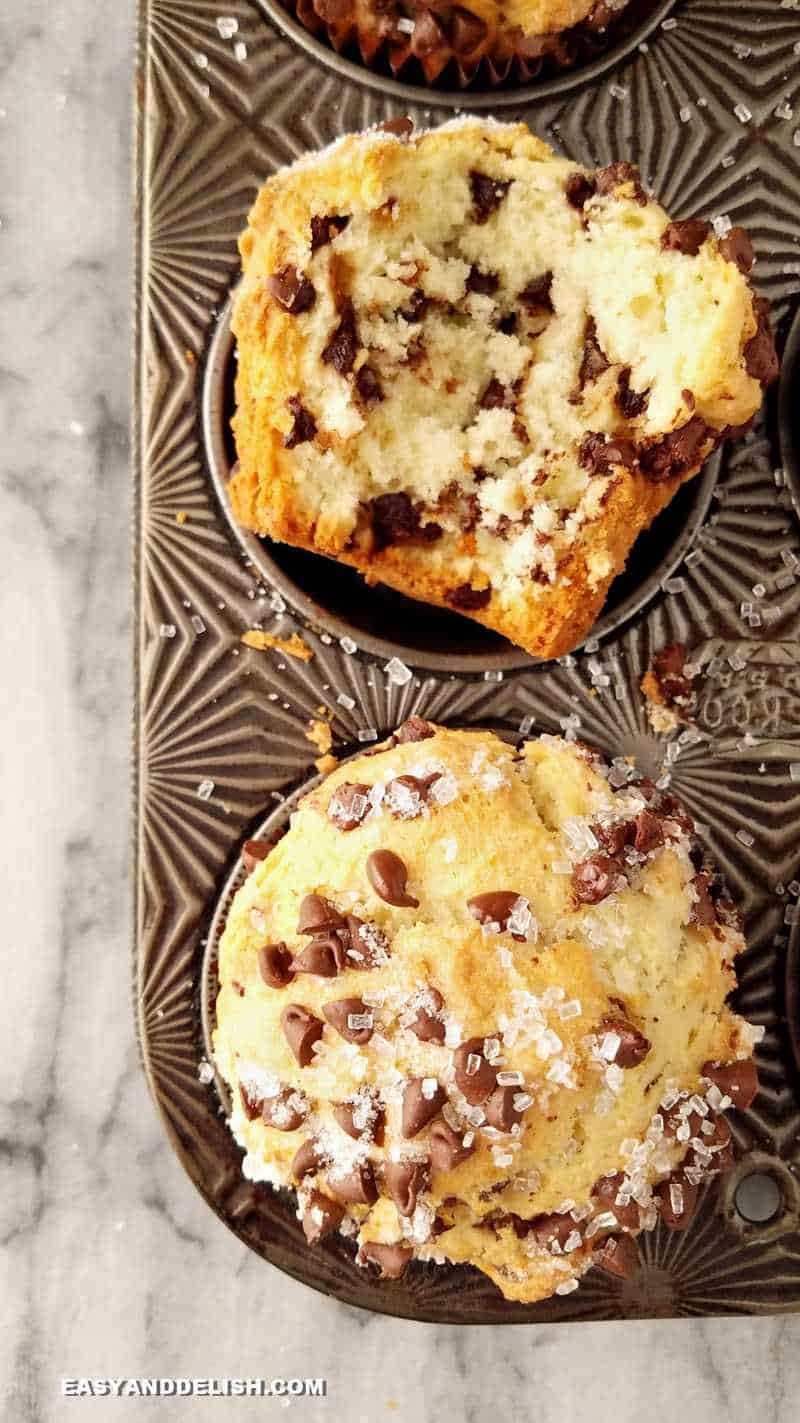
[641,643,696,732]
[307,718,334,755]
[241,630,314,660]
[175,510,188,525]
[315,753,339,774]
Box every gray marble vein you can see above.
[1,2,799,1420]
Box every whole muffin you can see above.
[230,119,776,661]
[213,721,760,1303]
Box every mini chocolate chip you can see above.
[466,265,499,296]
[241,838,274,874]
[577,317,609,389]
[718,226,754,274]
[231,980,245,997]
[479,378,515,411]
[596,1234,639,1279]
[384,1159,431,1216]
[377,116,414,138]
[257,943,294,989]
[702,1058,759,1108]
[453,1037,497,1105]
[266,265,316,315]
[301,1190,344,1245]
[599,1016,651,1068]
[370,491,419,551]
[327,781,371,832]
[367,849,419,907]
[470,170,511,224]
[690,872,718,927]
[355,364,383,404]
[310,213,349,252]
[744,296,779,385]
[322,997,374,1045]
[239,1083,263,1121]
[529,1212,577,1252]
[579,432,637,473]
[333,1093,385,1144]
[639,415,708,481]
[565,172,596,210]
[384,773,439,819]
[498,312,518,335]
[430,1119,475,1171]
[616,366,649,419]
[467,891,523,931]
[595,162,647,205]
[633,809,664,854]
[519,271,554,313]
[572,854,625,905]
[290,940,341,978]
[591,1172,640,1231]
[402,1077,446,1137]
[328,1162,378,1206]
[297,893,344,936]
[358,1240,413,1279]
[450,5,488,52]
[281,1004,324,1067]
[484,1085,526,1132]
[395,716,435,743]
[321,297,358,375]
[262,1087,307,1132]
[595,820,635,855]
[657,1178,698,1230]
[661,219,711,255]
[345,916,391,969]
[291,1138,324,1180]
[407,986,446,1043]
[284,397,317,449]
[398,288,430,324]
[446,583,491,611]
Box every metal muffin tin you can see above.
[134,0,800,1321]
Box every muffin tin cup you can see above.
[135,0,800,1321]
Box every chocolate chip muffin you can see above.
[213,720,761,1303]
[230,119,776,661]
[290,0,633,87]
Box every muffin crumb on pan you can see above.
[230,119,777,661]
[213,721,761,1303]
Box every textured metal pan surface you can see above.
[134,0,800,1321]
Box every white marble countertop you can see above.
[2,2,799,1419]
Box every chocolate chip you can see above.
[690,872,718,927]
[484,1085,526,1132]
[284,397,317,449]
[466,265,499,296]
[376,116,414,139]
[367,849,419,907]
[290,940,341,978]
[358,1240,413,1278]
[407,986,446,1043]
[384,773,440,820]
[322,997,374,1045]
[450,5,488,52]
[616,367,649,419]
[291,1138,324,1179]
[355,364,383,405]
[310,213,349,252]
[591,1171,640,1231]
[398,288,430,324]
[430,1119,475,1171]
[577,317,609,389]
[262,1087,307,1132]
[257,943,294,989]
[467,891,523,931]
[529,1212,577,1252]
[596,1234,639,1279]
[572,854,625,905]
[402,1077,446,1137]
[301,1190,345,1245]
[321,297,358,375]
[470,170,511,224]
[328,1163,378,1206]
[595,820,635,855]
[498,312,518,335]
[633,810,664,855]
[744,296,779,386]
[479,378,515,411]
[565,172,596,210]
[241,838,275,874]
[579,433,637,473]
[281,1004,324,1067]
[718,226,754,274]
[370,491,419,551]
[595,162,647,205]
[239,1084,263,1121]
[266,265,316,315]
[657,1177,698,1230]
[599,1016,651,1068]
[661,219,711,255]
[345,915,391,969]
[395,716,434,743]
[652,641,692,706]
[333,1092,385,1144]
[384,1159,431,1216]
[453,1037,497,1105]
[297,894,344,936]
[702,1058,759,1109]
[446,583,491,611]
[519,271,554,314]
[639,415,708,481]
[327,781,371,832]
